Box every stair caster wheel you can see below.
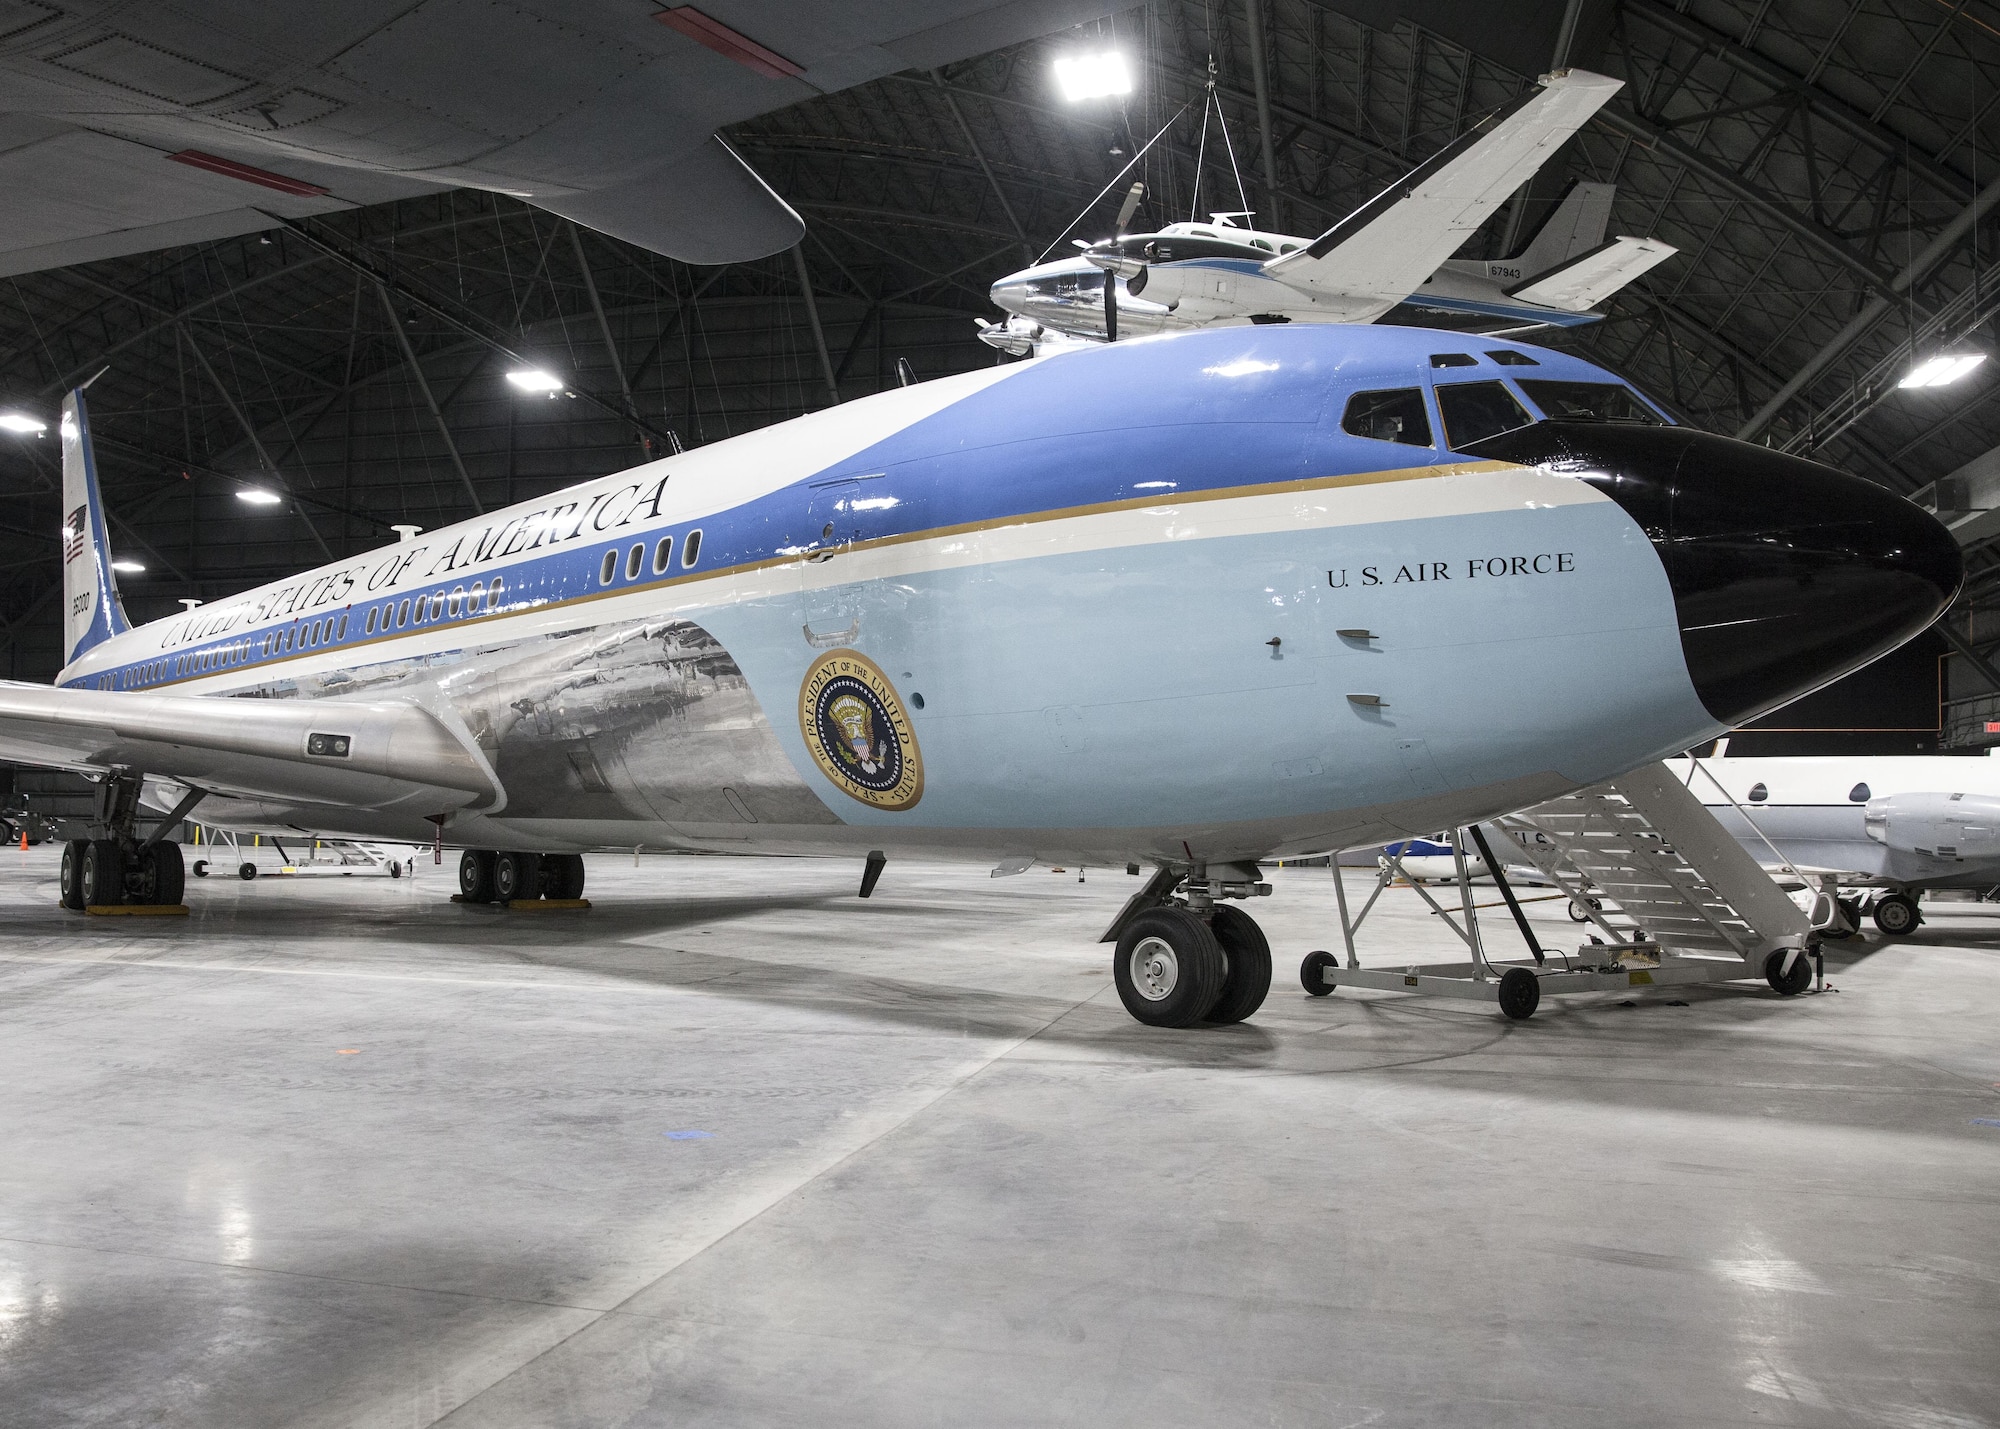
[1497,967,1540,1021]
[1300,949,1338,997]
[1764,948,1812,996]
[1870,893,1920,937]
[239,862,257,880]
[1566,896,1600,923]
[191,859,209,878]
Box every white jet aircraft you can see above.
[979,69,1675,357]
[1672,751,2000,936]
[0,324,1959,1027]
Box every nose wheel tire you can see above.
[1870,893,1920,937]
[1205,904,1272,1024]
[1300,949,1338,996]
[1497,966,1541,1020]
[1113,908,1225,1027]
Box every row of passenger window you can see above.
[363,577,506,637]
[1341,377,1665,452]
[599,528,701,587]
[128,528,706,688]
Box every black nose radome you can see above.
[1465,421,1963,726]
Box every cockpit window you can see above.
[1249,238,1273,252]
[1486,349,1538,366]
[1343,388,1433,447]
[1516,380,1665,424]
[1435,381,1534,450]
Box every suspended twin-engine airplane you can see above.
[978,68,1676,357]
[0,323,1959,1028]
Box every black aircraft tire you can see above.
[1113,908,1225,1028]
[1300,949,1338,996]
[1205,904,1273,1024]
[544,853,586,900]
[140,843,184,905]
[1871,894,1920,937]
[1498,966,1541,1021]
[81,839,124,907]
[59,839,88,910]
[458,849,496,903]
[494,850,540,903]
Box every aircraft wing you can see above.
[1507,235,1678,311]
[0,1,1117,275]
[1263,69,1623,307]
[0,683,496,817]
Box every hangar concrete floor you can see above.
[1,847,1996,1429]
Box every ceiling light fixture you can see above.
[236,488,282,505]
[506,368,565,394]
[0,411,47,435]
[1899,352,1987,389]
[111,559,145,573]
[1054,52,1132,102]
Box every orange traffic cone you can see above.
[16,831,25,850]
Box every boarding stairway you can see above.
[1497,761,1810,963]
[1314,762,1814,1018]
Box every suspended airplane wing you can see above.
[1263,69,1624,309]
[0,0,1116,276]
[1507,235,1678,312]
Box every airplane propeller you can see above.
[1099,181,1145,343]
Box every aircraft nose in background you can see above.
[1467,421,1962,726]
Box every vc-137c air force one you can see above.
[0,325,1959,1027]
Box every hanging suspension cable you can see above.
[1035,99,1195,264]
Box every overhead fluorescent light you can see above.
[111,559,145,573]
[1054,52,1132,102]
[1899,352,1987,388]
[236,488,282,505]
[506,368,565,394]
[0,412,46,434]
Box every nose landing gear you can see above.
[1107,863,1274,1027]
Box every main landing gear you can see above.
[57,767,201,911]
[1869,891,1921,937]
[1109,864,1274,1028]
[456,849,587,904]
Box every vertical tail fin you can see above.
[59,385,131,669]
[1511,180,1615,278]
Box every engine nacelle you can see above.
[1863,792,2000,863]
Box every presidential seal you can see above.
[798,649,924,811]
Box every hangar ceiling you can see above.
[5,0,2000,732]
